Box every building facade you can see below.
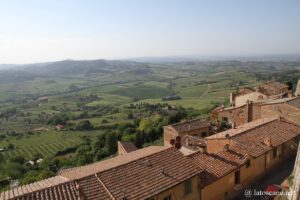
[163,119,210,146]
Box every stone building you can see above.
[295,79,300,96]
[210,100,261,127]
[258,81,290,97]
[230,81,291,108]
[260,96,300,124]
[163,119,210,146]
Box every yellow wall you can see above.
[202,141,299,200]
[235,92,267,107]
[201,172,236,200]
[149,175,201,200]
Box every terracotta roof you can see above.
[262,97,297,105]
[189,145,248,185]
[206,117,300,157]
[0,176,74,200]
[231,119,300,157]
[59,146,167,180]
[206,117,277,139]
[167,119,210,133]
[180,135,206,155]
[287,96,300,109]
[263,81,288,90]
[118,141,138,153]
[236,87,255,95]
[1,146,202,200]
[75,175,112,199]
[210,105,224,113]
[95,147,202,200]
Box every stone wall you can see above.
[295,79,300,96]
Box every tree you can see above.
[105,133,117,155]
[7,143,14,150]
[5,162,25,179]
[134,131,142,148]
[77,120,93,130]
[0,153,4,163]
[285,81,293,90]
[11,155,25,165]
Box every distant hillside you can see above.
[0,59,299,84]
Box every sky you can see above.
[0,0,300,64]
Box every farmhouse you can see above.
[210,100,261,127]
[37,96,49,103]
[258,81,290,97]
[260,96,300,124]
[55,124,64,130]
[163,119,211,146]
[229,81,291,108]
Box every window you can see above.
[184,179,192,195]
[273,148,277,158]
[163,195,171,200]
[246,160,251,168]
[222,117,229,123]
[201,132,207,137]
[234,170,240,184]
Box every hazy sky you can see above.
[0,0,300,64]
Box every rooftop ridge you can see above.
[206,117,278,139]
[94,174,115,200]
[0,176,73,200]
[280,117,300,127]
[165,118,208,127]
[58,146,169,180]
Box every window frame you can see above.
[163,195,171,200]
[234,170,240,184]
[184,178,192,195]
[273,147,277,159]
[245,159,251,168]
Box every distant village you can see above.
[1,80,300,200]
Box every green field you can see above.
[1,59,299,187]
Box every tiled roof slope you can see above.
[59,146,167,180]
[207,118,300,157]
[76,175,112,200]
[1,146,202,200]
[232,119,300,157]
[206,117,277,139]
[264,81,288,90]
[0,176,70,200]
[168,119,210,133]
[118,141,138,153]
[0,179,77,200]
[189,145,248,185]
[96,147,202,200]
[287,96,300,109]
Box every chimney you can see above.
[263,137,272,147]
[246,100,253,122]
[230,93,235,105]
[231,122,236,129]
[186,137,190,146]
